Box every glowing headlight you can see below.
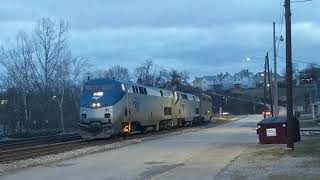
[96,103,101,107]
[92,103,97,107]
[94,92,104,97]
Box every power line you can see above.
[277,55,320,66]
[291,0,312,3]
[276,4,285,52]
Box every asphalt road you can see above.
[2,115,262,180]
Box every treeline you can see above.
[90,60,192,91]
[0,18,88,134]
[0,18,196,135]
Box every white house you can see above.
[221,73,233,90]
[233,70,256,88]
[192,76,221,90]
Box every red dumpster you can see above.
[256,116,300,144]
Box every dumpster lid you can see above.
[257,116,287,125]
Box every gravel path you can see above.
[215,144,320,180]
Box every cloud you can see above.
[0,0,319,78]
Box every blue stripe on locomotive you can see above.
[80,79,126,108]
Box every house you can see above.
[192,76,221,90]
[233,70,255,88]
[221,73,233,90]
[254,72,285,87]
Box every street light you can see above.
[245,57,265,62]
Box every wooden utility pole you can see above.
[285,0,294,150]
[273,22,279,116]
[267,53,274,116]
[264,54,267,119]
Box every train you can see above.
[79,78,213,139]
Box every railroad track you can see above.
[0,139,95,163]
[0,134,81,151]
[0,121,213,163]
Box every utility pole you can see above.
[267,53,274,116]
[285,0,294,150]
[263,54,267,119]
[273,22,279,116]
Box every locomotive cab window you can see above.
[195,108,200,114]
[104,113,111,118]
[160,90,163,97]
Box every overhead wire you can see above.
[276,1,285,53]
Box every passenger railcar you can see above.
[79,79,212,139]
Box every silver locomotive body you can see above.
[79,79,210,139]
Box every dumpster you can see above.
[256,116,300,144]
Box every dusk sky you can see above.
[0,0,319,79]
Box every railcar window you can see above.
[143,88,147,95]
[132,86,136,93]
[135,86,138,93]
[164,107,172,115]
[181,94,188,100]
[139,87,144,94]
[125,108,128,116]
[195,108,200,114]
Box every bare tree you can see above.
[0,32,36,131]
[135,59,154,86]
[32,18,69,98]
[0,18,89,133]
[69,57,89,116]
[154,68,169,88]
[105,65,130,81]
[31,18,72,130]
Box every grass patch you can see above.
[289,137,320,157]
[299,118,320,128]
[252,147,286,158]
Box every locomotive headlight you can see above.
[96,103,101,107]
[93,91,103,97]
[92,103,97,107]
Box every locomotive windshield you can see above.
[84,84,115,92]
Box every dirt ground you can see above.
[215,136,320,180]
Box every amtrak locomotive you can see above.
[79,79,213,139]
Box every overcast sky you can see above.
[0,0,319,79]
